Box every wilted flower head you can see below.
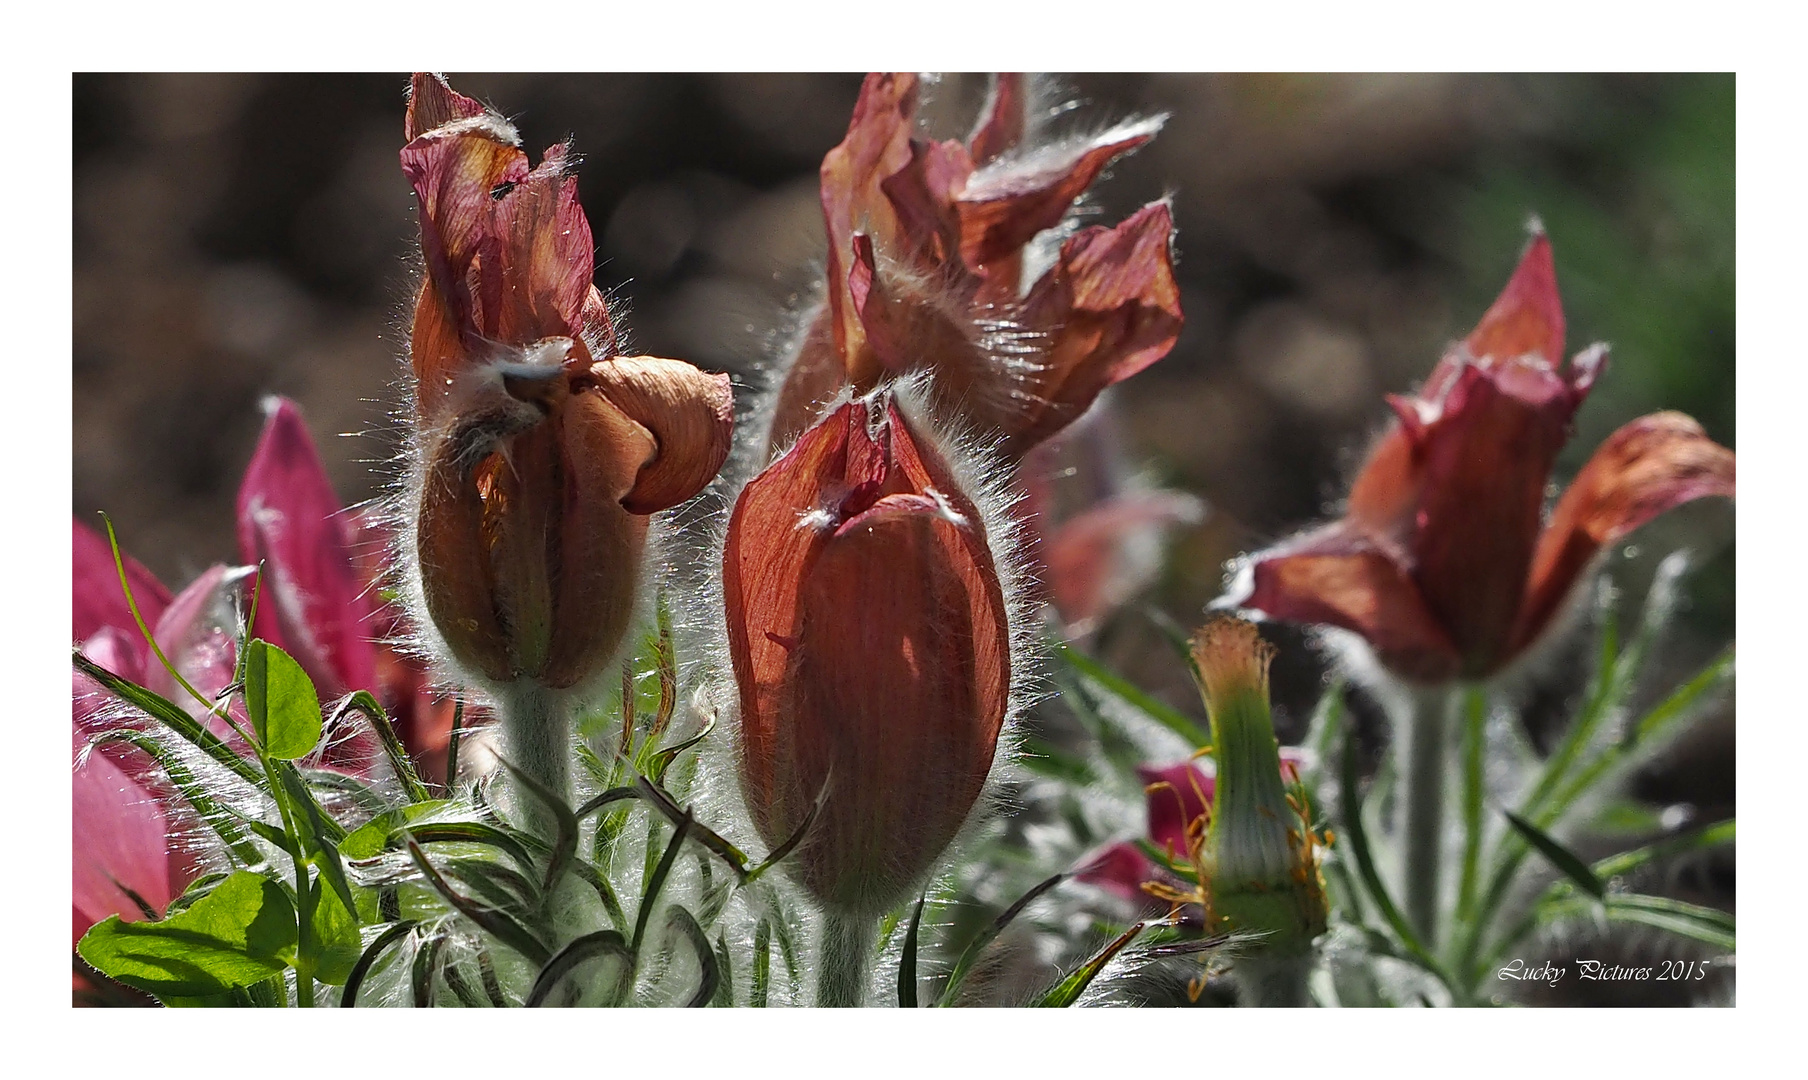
[1226,232,1736,684]
[725,392,1011,915]
[766,73,1182,459]
[402,73,733,690]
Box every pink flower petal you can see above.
[236,398,378,699]
[73,518,171,643]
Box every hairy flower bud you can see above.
[402,74,733,690]
[1187,618,1328,952]
[724,394,1011,914]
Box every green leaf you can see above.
[1594,819,1735,882]
[898,894,925,1008]
[634,811,691,953]
[412,930,447,1007]
[310,876,363,986]
[752,918,773,1008]
[1036,920,1152,1006]
[244,640,322,760]
[647,707,716,787]
[936,871,1069,1007]
[1503,811,1606,899]
[405,840,551,966]
[77,871,297,998]
[88,730,263,868]
[1052,640,1210,748]
[526,930,634,1007]
[668,906,720,1008]
[331,691,431,803]
[341,921,417,1007]
[72,650,263,787]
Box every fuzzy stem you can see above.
[498,683,571,841]
[1454,686,1489,926]
[1236,954,1314,1008]
[816,911,876,1008]
[1400,686,1454,947]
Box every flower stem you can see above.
[497,683,571,841]
[816,911,875,1007]
[1454,686,1489,926]
[1235,954,1314,1007]
[1400,686,1454,947]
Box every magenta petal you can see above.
[73,518,171,643]
[1139,760,1214,859]
[72,723,173,940]
[1072,841,1156,904]
[236,398,379,699]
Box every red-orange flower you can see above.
[766,73,1182,459]
[725,395,1011,914]
[402,73,733,689]
[1228,233,1735,683]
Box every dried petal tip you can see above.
[1189,616,1273,716]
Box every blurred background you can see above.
[72,73,1734,1001]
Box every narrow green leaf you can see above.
[405,840,550,966]
[668,906,719,1008]
[243,640,323,760]
[88,730,262,867]
[339,921,416,1007]
[636,777,749,880]
[752,918,773,1007]
[77,870,297,998]
[1593,819,1735,882]
[73,651,263,787]
[1036,920,1152,1006]
[412,930,446,1007]
[647,705,716,786]
[634,811,691,953]
[331,691,430,803]
[494,755,578,893]
[1053,640,1210,748]
[898,894,925,1008]
[936,871,1069,1007]
[526,930,634,1007]
[1503,811,1605,899]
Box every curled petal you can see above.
[73,518,171,645]
[484,146,596,345]
[588,356,734,514]
[967,73,1027,165]
[540,391,655,689]
[956,117,1161,270]
[847,234,994,408]
[878,138,974,267]
[405,72,487,142]
[820,73,922,378]
[1513,412,1735,652]
[1233,524,1462,684]
[236,398,377,699]
[1011,201,1183,450]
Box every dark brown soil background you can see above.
[72,74,1734,1002]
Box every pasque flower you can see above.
[401,73,733,691]
[766,73,1183,459]
[725,393,1011,914]
[1226,232,1736,683]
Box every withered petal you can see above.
[405,72,490,142]
[821,73,921,370]
[765,308,847,462]
[588,356,734,514]
[485,147,595,345]
[1008,201,1183,450]
[878,138,973,267]
[416,434,513,683]
[955,118,1160,270]
[541,392,655,689]
[967,73,1027,165]
[1512,412,1735,653]
[1235,524,1462,685]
